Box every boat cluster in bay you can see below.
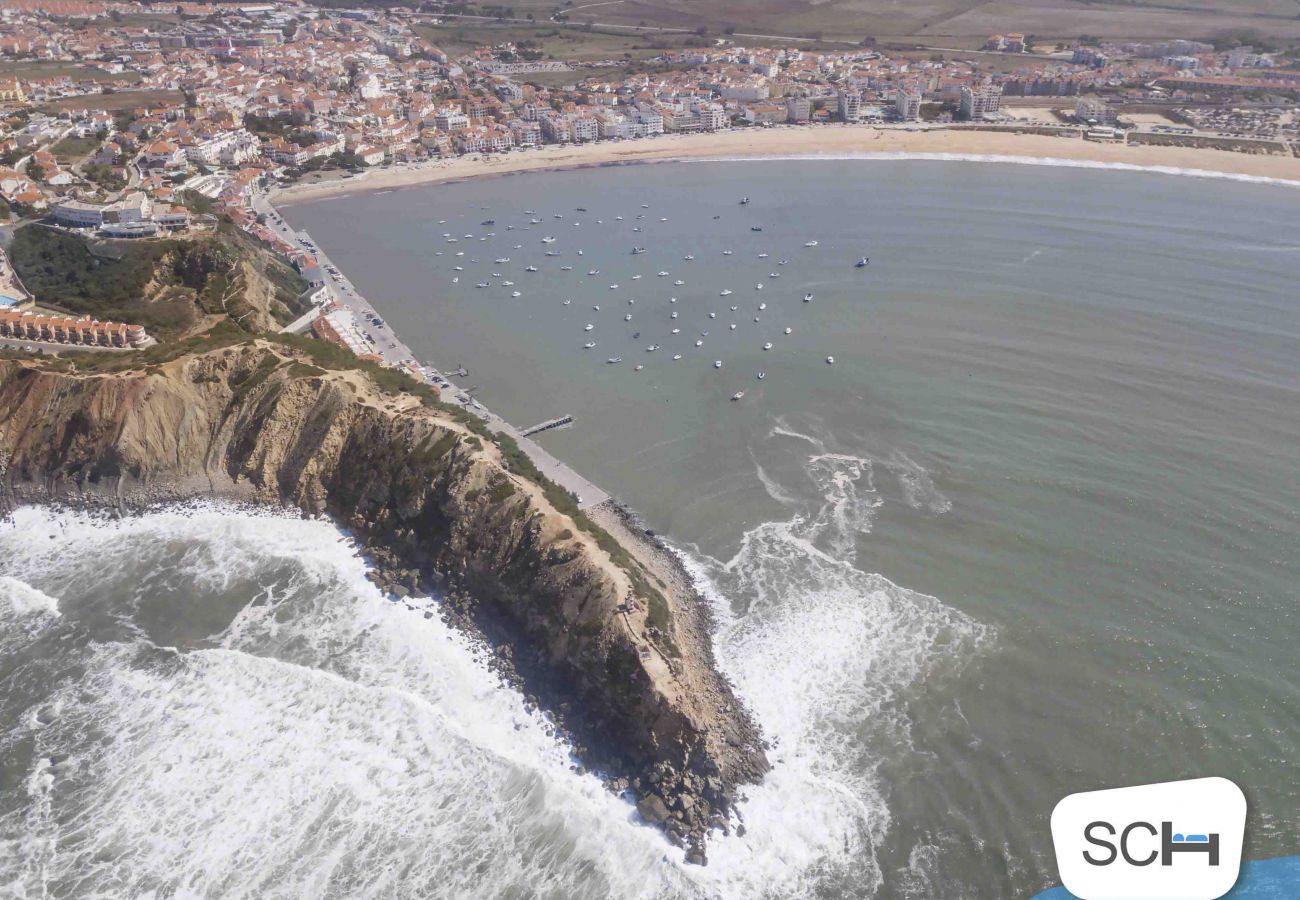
[435,199,865,401]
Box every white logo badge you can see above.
[1051,777,1246,900]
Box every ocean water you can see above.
[2,160,1296,898]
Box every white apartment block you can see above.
[434,109,470,132]
[959,84,1002,120]
[895,88,922,121]
[1075,97,1117,125]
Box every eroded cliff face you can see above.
[0,342,767,860]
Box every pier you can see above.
[520,415,574,437]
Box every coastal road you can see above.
[258,191,610,509]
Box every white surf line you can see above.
[689,152,1300,189]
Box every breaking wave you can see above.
[0,435,984,900]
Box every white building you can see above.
[959,84,1002,120]
[894,87,922,121]
[1075,97,1117,126]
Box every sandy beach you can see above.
[273,125,1300,205]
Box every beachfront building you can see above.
[1075,97,1117,126]
[895,87,923,121]
[786,96,812,124]
[838,90,862,123]
[959,84,1003,120]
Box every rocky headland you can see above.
[0,338,767,862]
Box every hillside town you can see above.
[0,0,1297,357]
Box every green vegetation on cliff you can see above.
[9,223,311,339]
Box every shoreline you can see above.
[273,126,1300,205]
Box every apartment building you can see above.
[959,84,1003,120]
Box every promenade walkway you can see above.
[262,192,609,509]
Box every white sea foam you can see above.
[692,152,1300,189]
[0,505,694,900]
[0,576,61,619]
[0,468,984,900]
[669,434,988,899]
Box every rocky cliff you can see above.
[0,339,767,861]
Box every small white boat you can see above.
[625,314,633,321]
[585,324,594,331]
[758,253,769,259]
[757,372,765,380]
[709,312,717,319]
[476,282,489,288]
[722,250,733,256]
[495,257,510,263]
[784,327,792,335]
[674,280,685,286]
[671,328,681,334]
[826,356,834,364]
[730,305,739,311]
[501,280,513,285]
[695,339,703,347]
[593,305,600,310]
[770,273,780,278]
[713,360,722,369]
[453,266,464,271]
[673,354,682,360]
[452,276,459,283]
[647,345,660,352]
[577,250,584,256]
[561,266,573,271]
[607,357,622,364]
[584,341,596,349]
[758,302,767,310]
[609,284,619,290]
[512,291,522,297]
[628,299,635,305]
[660,217,668,222]
[731,391,745,401]
[669,297,677,304]
[634,364,644,371]
[805,241,818,247]
[525,266,538,272]
[684,254,695,260]
[855,257,869,268]
[658,271,670,277]
[563,300,571,305]
[803,293,813,303]
[671,311,678,319]
[616,216,624,221]
[763,342,773,350]
[739,197,750,205]
[754,316,761,323]
[546,251,560,257]
[720,289,733,296]
[632,274,642,280]
[541,236,556,243]
[588,270,599,275]
[779,259,789,265]
[729,323,737,330]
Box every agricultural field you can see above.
[473,0,1300,46]
[414,19,710,61]
[39,90,186,114]
[0,60,142,84]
